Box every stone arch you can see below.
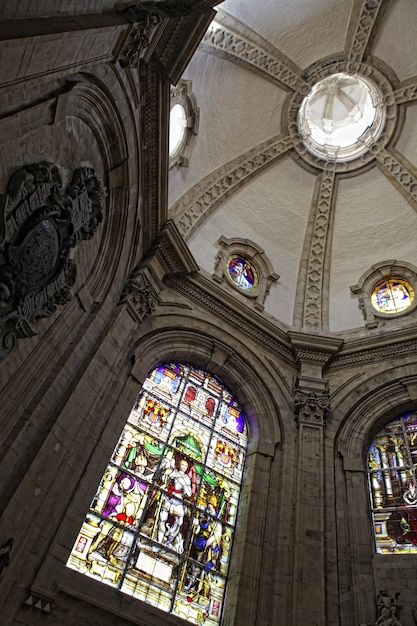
[29,318,288,626]
[56,71,135,303]
[332,363,417,626]
[128,321,286,453]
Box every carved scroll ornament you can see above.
[0,162,105,357]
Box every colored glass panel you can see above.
[227,255,258,291]
[371,278,414,314]
[368,411,417,553]
[67,363,248,625]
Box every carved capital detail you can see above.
[0,162,105,358]
[119,15,162,68]
[294,389,329,426]
[120,268,160,321]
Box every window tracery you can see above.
[67,363,247,625]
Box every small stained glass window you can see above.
[67,363,247,625]
[227,255,258,292]
[371,278,414,314]
[368,412,417,553]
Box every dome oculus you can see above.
[297,72,386,163]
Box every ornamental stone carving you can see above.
[0,162,105,357]
[294,389,329,426]
[120,269,160,321]
[119,15,162,68]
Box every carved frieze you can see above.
[0,162,105,357]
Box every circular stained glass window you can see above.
[371,278,415,314]
[169,103,187,157]
[298,72,385,162]
[227,255,258,291]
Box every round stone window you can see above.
[226,255,258,291]
[169,103,187,157]
[371,278,415,314]
[297,72,385,162]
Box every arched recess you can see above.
[28,323,286,626]
[333,364,417,626]
[0,69,135,535]
[56,69,134,304]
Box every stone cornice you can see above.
[330,326,417,370]
[168,272,296,365]
[289,331,343,366]
[152,219,200,275]
[122,2,218,83]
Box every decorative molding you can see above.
[393,77,417,105]
[347,0,385,63]
[122,1,222,19]
[213,236,279,311]
[303,166,336,329]
[331,335,417,370]
[169,273,296,365]
[0,163,105,358]
[294,388,329,426]
[24,594,52,614]
[201,11,309,94]
[139,58,169,254]
[173,134,293,240]
[376,148,417,211]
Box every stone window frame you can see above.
[350,260,417,328]
[212,236,279,311]
[169,79,199,169]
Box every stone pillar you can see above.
[289,332,342,626]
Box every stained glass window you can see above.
[67,363,248,624]
[227,255,258,291]
[368,411,417,553]
[371,278,414,314]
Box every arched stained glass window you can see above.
[368,411,417,553]
[67,363,248,624]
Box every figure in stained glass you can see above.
[182,500,223,604]
[227,255,257,291]
[156,457,195,551]
[67,362,248,625]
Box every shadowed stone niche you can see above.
[0,162,106,358]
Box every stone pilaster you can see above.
[290,332,342,626]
